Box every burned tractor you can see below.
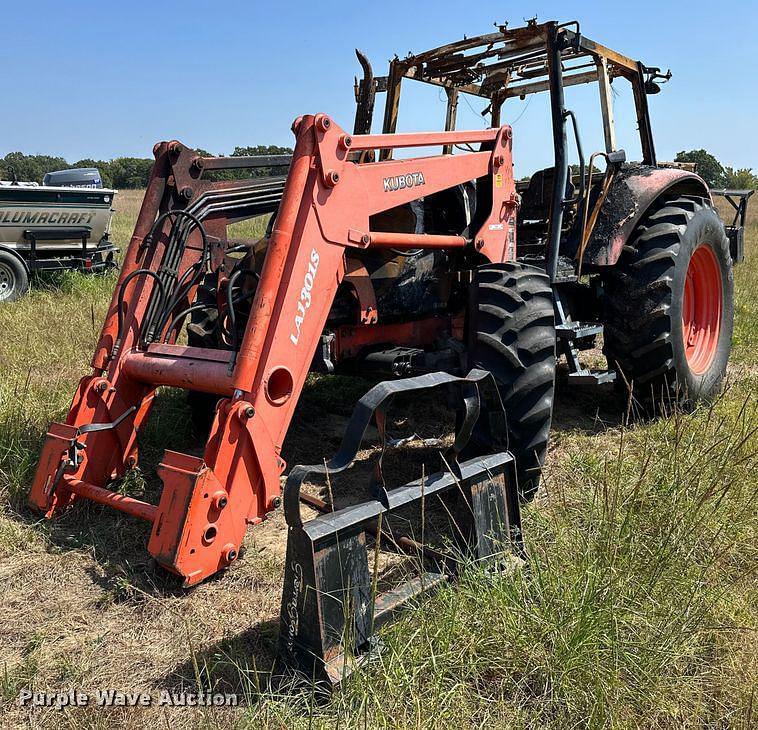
[28,20,744,682]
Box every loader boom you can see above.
[29,115,517,586]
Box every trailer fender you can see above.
[584,166,710,267]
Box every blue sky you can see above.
[1,0,755,177]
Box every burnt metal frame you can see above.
[362,19,661,283]
[374,20,656,159]
[711,189,755,263]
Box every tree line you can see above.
[2,146,753,191]
[0,145,293,189]
[674,150,757,189]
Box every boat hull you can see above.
[0,186,116,252]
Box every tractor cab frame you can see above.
[353,19,677,280]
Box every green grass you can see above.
[0,191,755,728]
[323,397,757,727]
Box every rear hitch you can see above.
[711,189,754,263]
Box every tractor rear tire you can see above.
[471,263,556,500]
[601,195,734,407]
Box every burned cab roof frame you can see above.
[360,19,661,169]
[386,20,642,97]
[358,18,663,283]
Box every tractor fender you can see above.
[0,244,30,274]
[584,165,710,267]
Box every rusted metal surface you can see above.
[353,49,376,136]
[343,257,378,324]
[381,20,646,111]
[368,231,467,249]
[279,370,521,684]
[585,165,710,266]
[64,478,158,522]
[121,345,236,396]
[596,57,617,152]
[372,19,661,170]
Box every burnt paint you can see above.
[584,164,710,267]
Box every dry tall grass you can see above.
[0,190,754,728]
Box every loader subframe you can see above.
[29,114,518,588]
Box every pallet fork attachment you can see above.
[278,369,521,684]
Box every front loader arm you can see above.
[30,113,517,586]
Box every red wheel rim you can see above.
[682,245,722,374]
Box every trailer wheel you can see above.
[471,263,556,500]
[0,251,29,302]
[602,195,734,406]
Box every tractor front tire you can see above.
[186,280,224,437]
[602,195,734,406]
[471,263,556,500]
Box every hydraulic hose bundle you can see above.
[112,209,210,358]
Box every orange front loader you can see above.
[29,113,520,591]
[29,114,525,679]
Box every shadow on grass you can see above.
[157,620,281,700]
[553,365,627,435]
[10,371,627,602]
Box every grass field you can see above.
[0,189,755,728]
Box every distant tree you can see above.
[1,152,68,183]
[0,146,291,189]
[723,166,758,190]
[231,145,292,157]
[675,149,726,188]
[108,157,154,189]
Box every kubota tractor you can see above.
[28,20,746,682]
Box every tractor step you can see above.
[567,368,617,385]
[553,290,613,384]
[555,322,604,340]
